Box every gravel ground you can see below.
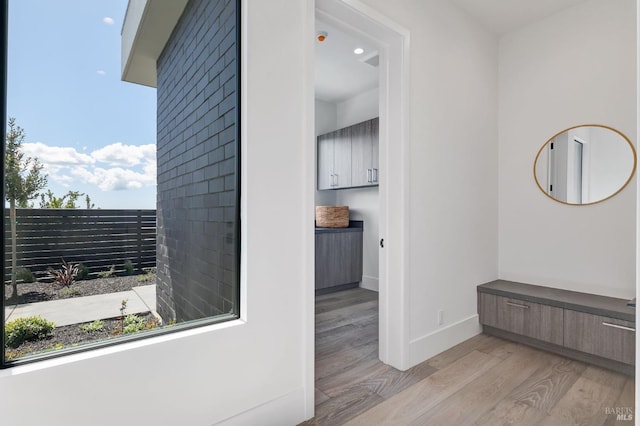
[5,312,159,360]
[4,273,155,304]
[4,273,158,360]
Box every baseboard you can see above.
[216,387,307,425]
[316,282,359,295]
[408,314,482,367]
[360,275,378,291]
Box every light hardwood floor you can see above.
[302,288,635,426]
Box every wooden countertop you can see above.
[315,220,363,234]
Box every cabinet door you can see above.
[315,231,363,289]
[351,120,373,187]
[564,310,635,365]
[315,232,334,289]
[317,133,334,190]
[478,293,563,345]
[333,128,352,188]
[371,117,379,183]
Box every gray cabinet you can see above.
[334,128,352,188]
[372,117,379,178]
[564,310,635,365]
[478,280,635,375]
[317,118,378,190]
[351,119,379,186]
[317,133,334,190]
[315,223,363,292]
[317,128,351,190]
[479,293,563,345]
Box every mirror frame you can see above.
[533,124,637,206]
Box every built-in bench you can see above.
[477,280,635,376]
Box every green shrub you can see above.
[5,316,55,348]
[136,270,155,283]
[5,348,26,360]
[124,260,135,276]
[59,287,81,298]
[97,265,116,278]
[122,314,147,334]
[80,320,104,333]
[43,343,64,352]
[16,267,36,283]
[76,263,90,280]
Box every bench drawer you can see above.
[564,310,635,365]
[479,293,563,345]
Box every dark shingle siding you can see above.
[155,0,238,322]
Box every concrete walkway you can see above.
[4,285,157,327]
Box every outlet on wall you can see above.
[437,309,444,325]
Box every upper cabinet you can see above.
[351,118,380,187]
[318,128,352,189]
[318,117,379,190]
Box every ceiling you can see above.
[451,0,589,35]
[315,18,379,104]
[315,0,591,103]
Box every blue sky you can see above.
[7,0,157,209]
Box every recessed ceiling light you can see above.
[317,31,328,42]
[354,47,364,55]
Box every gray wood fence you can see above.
[4,209,156,282]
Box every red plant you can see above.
[47,258,79,287]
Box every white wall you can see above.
[315,98,338,134]
[499,0,637,299]
[336,186,380,289]
[359,0,499,366]
[336,87,379,128]
[584,127,635,203]
[0,1,315,424]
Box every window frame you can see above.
[0,0,241,368]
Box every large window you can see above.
[2,0,240,365]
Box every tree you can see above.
[5,118,47,302]
[85,194,95,209]
[39,190,82,209]
[38,190,97,209]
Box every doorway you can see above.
[548,134,586,204]
[312,0,410,403]
[313,9,382,416]
[314,14,380,292]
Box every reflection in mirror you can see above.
[534,125,636,205]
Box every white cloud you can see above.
[22,141,156,192]
[23,142,95,167]
[103,17,114,25]
[72,166,155,191]
[91,142,155,167]
[96,69,106,76]
[143,158,157,176]
[49,173,74,187]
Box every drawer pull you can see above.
[505,302,529,309]
[602,322,635,332]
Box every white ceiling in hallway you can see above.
[315,18,379,104]
[451,0,590,35]
[315,0,591,102]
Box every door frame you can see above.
[313,0,411,370]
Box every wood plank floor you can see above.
[301,288,635,426]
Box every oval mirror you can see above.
[534,125,636,205]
